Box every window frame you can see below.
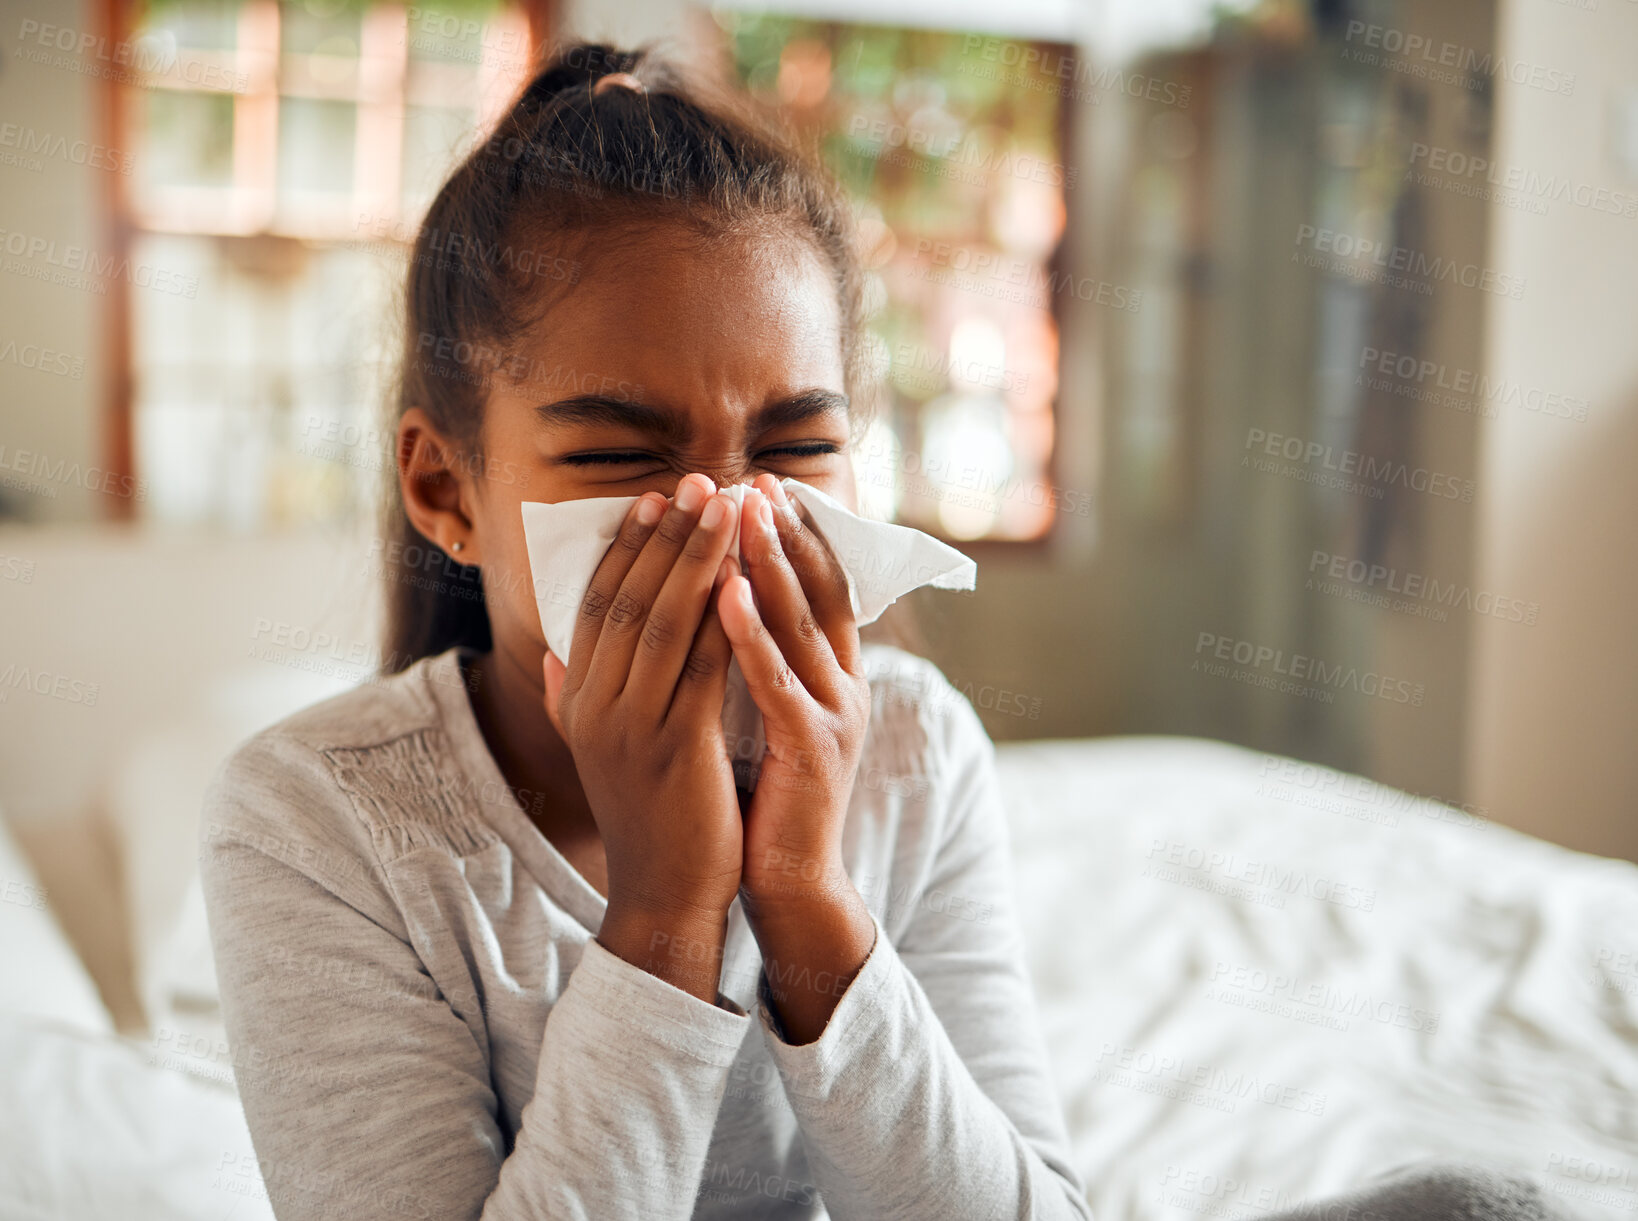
[96,0,554,518]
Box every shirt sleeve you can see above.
[750,692,1092,1221]
[198,731,749,1221]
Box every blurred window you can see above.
[717,13,1072,541]
[124,0,534,528]
[122,3,1072,538]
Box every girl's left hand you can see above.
[718,474,871,916]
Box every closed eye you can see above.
[765,442,843,458]
[559,451,656,466]
[560,442,843,466]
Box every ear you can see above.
[397,407,481,565]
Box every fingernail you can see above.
[676,478,705,513]
[635,495,663,525]
[735,576,755,612]
[760,494,776,532]
[766,478,789,508]
[700,495,725,528]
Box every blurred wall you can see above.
[0,524,378,824]
[0,0,106,523]
[1466,0,1638,861]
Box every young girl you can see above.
[201,41,1091,1220]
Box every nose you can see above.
[708,463,764,491]
[668,468,756,498]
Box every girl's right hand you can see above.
[541,472,744,999]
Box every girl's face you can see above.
[458,222,857,661]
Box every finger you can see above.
[666,552,737,730]
[719,571,812,726]
[589,472,718,706]
[565,491,667,695]
[626,489,739,714]
[737,486,847,699]
[755,474,859,674]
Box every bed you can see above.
[2,733,1635,1220]
[1001,737,1638,1221]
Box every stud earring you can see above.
[451,541,466,554]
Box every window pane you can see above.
[277,96,356,200]
[278,0,363,55]
[136,1,240,51]
[138,90,236,191]
[131,233,394,529]
[406,2,517,65]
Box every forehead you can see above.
[516,220,845,418]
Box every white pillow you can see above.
[0,810,114,1035]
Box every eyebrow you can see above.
[532,388,850,440]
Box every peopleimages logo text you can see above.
[1244,428,1475,502]
[14,18,249,91]
[1195,632,1425,706]
[1293,225,1525,299]
[1342,21,1575,96]
[1407,143,1637,219]
[1308,550,1539,625]
[0,228,200,298]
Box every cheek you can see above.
[819,463,858,515]
[468,480,543,643]
[484,537,545,645]
[467,414,549,642]
[782,462,857,516]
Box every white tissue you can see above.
[520,477,976,791]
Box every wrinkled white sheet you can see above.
[997,737,1638,1221]
[0,1013,273,1220]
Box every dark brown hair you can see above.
[377,41,879,672]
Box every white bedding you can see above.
[999,737,1638,1221]
[0,812,111,1038]
[0,1014,272,1221]
[2,735,1633,1220]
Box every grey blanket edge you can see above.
[1259,1160,1587,1221]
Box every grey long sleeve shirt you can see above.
[198,643,1091,1221]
